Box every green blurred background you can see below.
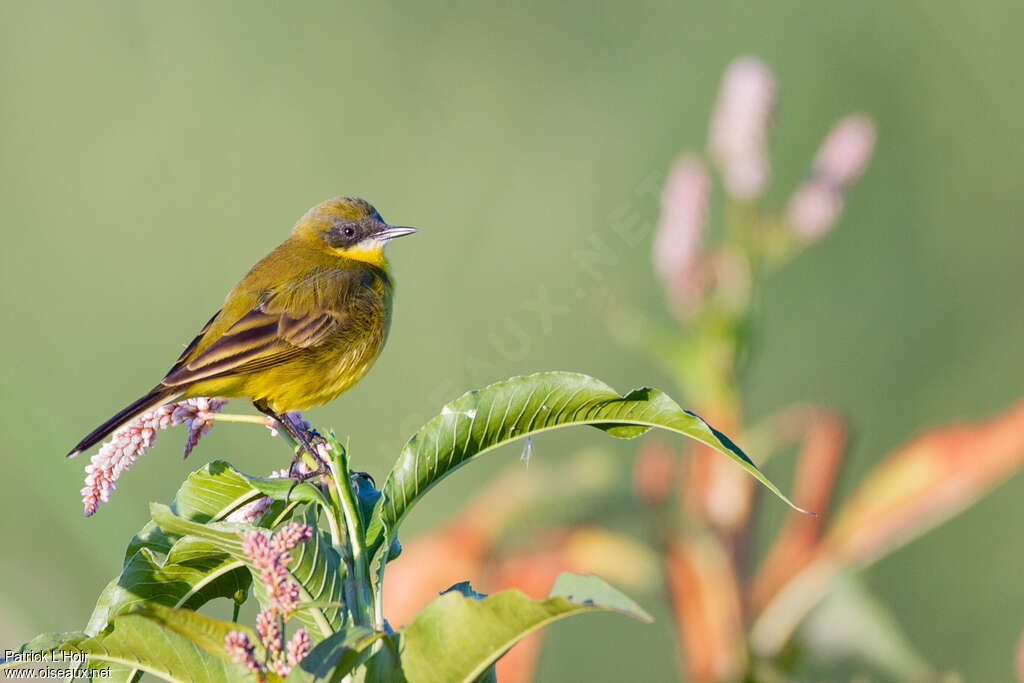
[1,1,1021,680]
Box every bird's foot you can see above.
[285,464,330,503]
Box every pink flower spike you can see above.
[709,56,776,199]
[178,397,226,459]
[256,608,283,660]
[787,180,843,240]
[80,397,229,516]
[270,523,314,557]
[653,157,712,315]
[814,115,876,189]
[286,628,311,669]
[224,631,260,673]
[225,495,274,524]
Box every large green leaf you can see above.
[87,461,277,637]
[122,461,274,564]
[151,504,346,639]
[8,607,263,683]
[86,538,249,635]
[287,626,384,682]
[399,572,651,683]
[367,372,801,554]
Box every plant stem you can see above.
[327,443,375,628]
[208,412,275,426]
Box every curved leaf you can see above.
[122,460,275,564]
[151,504,346,639]
[367,372,802,554]
[86,538,249,635]
[87,461,276,637]
[14,608,262,683]
[287,626,384,682]
[400,572,651,683]
[173,460,271,522]
[237,471,332,510]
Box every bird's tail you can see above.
[67,386,181,458]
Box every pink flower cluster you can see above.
[787,115,876,239]
[653,157,712,314]
[225,523,314,677]
[708,56,776,199]
[81,397,226,517]
[224,468,291,524]
[652,57,876,316]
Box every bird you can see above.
[67,197,416,474]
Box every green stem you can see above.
[208,412,274,426]
[327,444,375,628]
[373,536,391,627]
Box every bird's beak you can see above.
[379,225,418,240]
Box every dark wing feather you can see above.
[168,309,222,376]
[161,290,347,388]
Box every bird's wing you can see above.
[160,276,350,388]
[167,309,222,377]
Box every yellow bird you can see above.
[68,197,416,470]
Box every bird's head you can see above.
[294,197,417,267]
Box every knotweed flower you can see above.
[284,628,311,675]
[786,181,843,239]
[709,57,776,199]
[788,115,876,239]
[81,397,226,516]
[653,157,711,314]
[224,630,260,673]
[224,468,291,524]
[813,115,876,188]
[227,524,313,677]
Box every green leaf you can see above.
[121,460,274,566]
[86,461,275,637]
[1,631,86,669]
[797,571,933,681]
[286,627,384,682]
[86,538,250,635]
[173,460,272,523]
[362,634,406,683]
[367,372,802,554]
[151,504,346,639]
[237,471,333,510]
[13,608,263,682]
[399,572,651,683]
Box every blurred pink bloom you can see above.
[709,56,776,199]
[786,115,875,240]
[814,115,876,188]
[786,180,843,239]
[653,157,710,312]
[224,630,259,673]
[81,397,226,516]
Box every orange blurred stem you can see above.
[747,406,847,611]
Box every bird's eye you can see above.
[343,227,355,237]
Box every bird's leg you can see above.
[254,402,329,498]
